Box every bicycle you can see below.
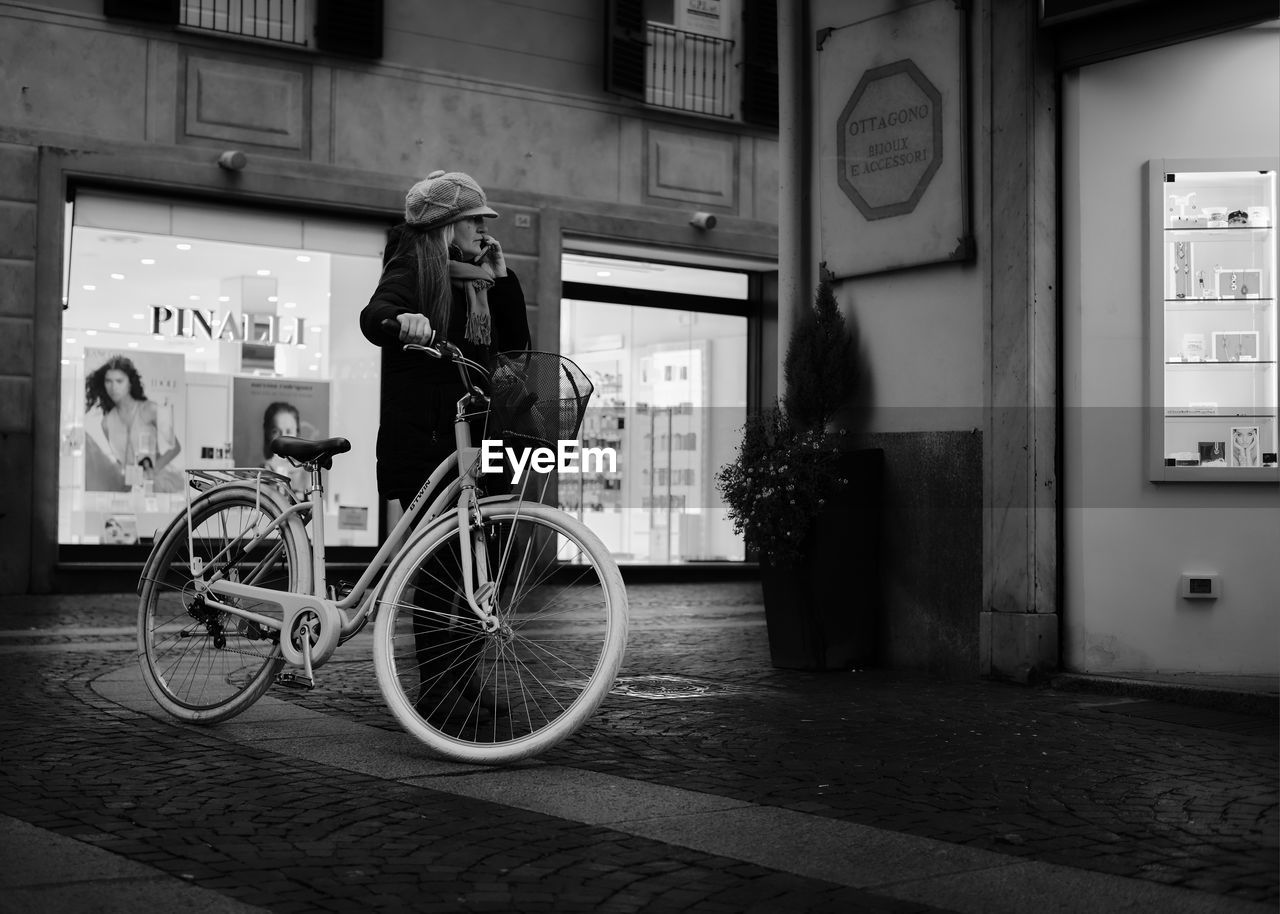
[135,328,628,765]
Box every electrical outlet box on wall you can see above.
[1180,573,1221,600]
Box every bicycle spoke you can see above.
[375,501,627,763]
[138,491,298,722]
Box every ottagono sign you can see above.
[837,59,943,221]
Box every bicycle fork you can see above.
[454,456,501,633]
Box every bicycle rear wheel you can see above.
[137,487,309,723]
[373,500,627,765]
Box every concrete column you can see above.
[776,1,809,396]
[0,142,39,594]
[981,0,1060,681]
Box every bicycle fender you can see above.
[137,482,310,596]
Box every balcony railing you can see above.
[645,23,735,119]
[180,0,308,47]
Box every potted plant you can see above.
[716,281,883,670]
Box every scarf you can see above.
[448,261,494,346]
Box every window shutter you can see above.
[741,0,778,128]
[604,0,647,101]
[315,0,383,59]
[103,0,177,25]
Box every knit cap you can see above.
[404,170,498,229]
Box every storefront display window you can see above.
[60,191,390,548]
[560,254,749,563]
[1147,161,1279,480]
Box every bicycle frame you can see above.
[191,355,518,684]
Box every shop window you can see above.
[560,252,751,564]
[60,190,389,550]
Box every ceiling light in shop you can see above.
[256,269,270,276]
[296,255,311,262]
[65,338,76,344]
[107,322,120,329]
[596,271,612,277]
[141,258,155,265]
[128,342,138,348]
[284,302,296,308]
[218,296,230,302]
[110,273,124,280]
[86,329,97,336]
[311,326,322,333]
[132,313,144,320]
[188,295,200,301]
[176,243,192,251]
[267,296,278,302]
[82,285,95,291]
[309,364,319,370]
[194,347,205,354]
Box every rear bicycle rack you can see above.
[185,467,296,497]
[183,468,302,577]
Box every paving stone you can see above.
[0,583,1274,912]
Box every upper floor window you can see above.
[103,0,383,58]
[605,0,778,127]
[180,0,308,47]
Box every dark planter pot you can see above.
[760,447,884,670]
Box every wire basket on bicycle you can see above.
[485,350,593,450]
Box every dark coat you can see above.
[359,230,531,501]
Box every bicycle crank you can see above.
[278,602,342,670]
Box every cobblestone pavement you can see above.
[0,582,1275,912]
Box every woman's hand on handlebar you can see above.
[389,313,434,345]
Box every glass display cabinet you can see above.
[1147,158,1279,482]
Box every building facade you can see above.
[780,0,1279,680]
[0,0,781,593]
[3,0,1276,683]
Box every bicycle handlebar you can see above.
[380,316,437,347]
[379,317,490,384]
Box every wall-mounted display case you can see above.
[1147,158,1279,482]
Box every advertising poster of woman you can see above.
[232,377,330,496]
[83,349,186,494]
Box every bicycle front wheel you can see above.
[137,487,309,723]
[373,500,628,765]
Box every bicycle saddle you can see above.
[269,436,352,469]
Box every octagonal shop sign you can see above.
[837,59,943,221]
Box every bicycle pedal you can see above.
[275,671,315,690]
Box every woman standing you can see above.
[360,170,530,723]
[359,169,530,502]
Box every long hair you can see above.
[394,223,455,339]
[85,355,146,414]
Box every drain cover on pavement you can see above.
[609,674,749,700]
[559,674,754,700]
